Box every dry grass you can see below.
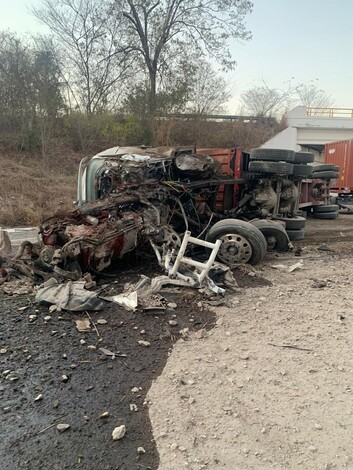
[0,151,83,227]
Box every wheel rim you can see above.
[265,234,277,251]
[217,233,253,265]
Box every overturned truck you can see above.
[38,146,329,274]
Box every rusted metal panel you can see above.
[325,139,353,189]
[198,147,236,210]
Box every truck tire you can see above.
[249,220,290,252]
[313,204,339,213]
[311,171,340,179]
[281,216,306,230]
[250,148,295,162]
[294,152,315,164]
[248,161,293,175]
[292,164,313,177]
[312,164,340,173]
[286,228,305,241]
[313,211,339,220]
[206,219,267,266]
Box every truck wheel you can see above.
[250,148,295,162]
[249,220,290,252]
[293,152,315,163]
[206,219,267,266]
[248,161,294,175]
[292,164,313,177]
[280,216,306,230]
[313,204,339,213]
[311,171,340,179]
[312,164,340,173]
[313,211,339,220]
[286,228,305,241]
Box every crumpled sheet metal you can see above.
[35,278,104,311]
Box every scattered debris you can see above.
[1,278,34,295]
[100,411,109,418]
[294,247,302,256]
[138,340,151,347]
[195,329,207,339]
[312,280,328,289]
[271,260,304,273]
[112,425,126,441]
[35,278,104,311]
[99,348,116,357]
[75,319,91,333]
[57,423,70,433]
[104,291,138,311]
[97,319,107,325]
[268,342,312,352]
[318,244,334,252]
[137,447,146,454]
[34,394,43,402]
[0,348,7,354]
[5,371,20,381]
[18,306,29,312]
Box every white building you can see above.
[261,106,353,161]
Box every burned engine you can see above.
[39,147,223,274]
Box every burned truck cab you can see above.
[40,146,305,275]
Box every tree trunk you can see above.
[145,68,157,145]
[149,69,157,116]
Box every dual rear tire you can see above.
[206,219,290,267]
[312,204,339,219]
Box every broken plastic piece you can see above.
[104,291,138,311]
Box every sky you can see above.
[0,0,352,113]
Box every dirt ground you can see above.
[1,214,353,469]
[148,214,353,469]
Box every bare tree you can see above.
[241,80,296,117]
[186,62,231,115]
[32,0,133,114]
[0,32,64,152]
[117,0,253,115]
[296,82,334,110]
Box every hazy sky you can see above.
[0,0,352,112]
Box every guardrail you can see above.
[307,108,353,118]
